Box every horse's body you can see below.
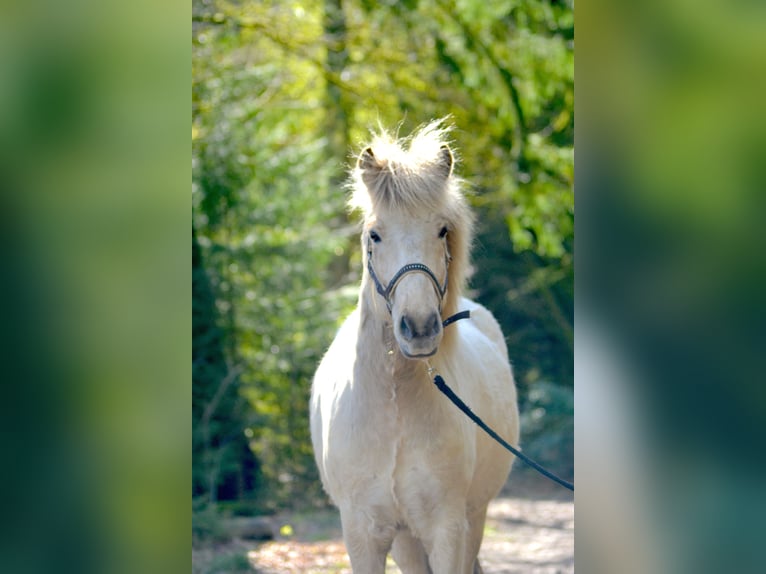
[310,121,519,573]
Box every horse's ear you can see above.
[358,147,385,191]
[437,144,454,178]
[358,147,377,171]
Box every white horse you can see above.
[311,120,519,573]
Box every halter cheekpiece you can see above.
[366,239,450,313]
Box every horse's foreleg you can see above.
[423,511,470,574]
[340,509,392,574]
[391,529,431,574]
[463,505,489,574]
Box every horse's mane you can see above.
[349,119,475,319]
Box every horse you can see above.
[310,120,519,573]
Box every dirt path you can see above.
[479,496,574,573]
[245,493,573,573]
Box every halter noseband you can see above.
[366,239,450,313]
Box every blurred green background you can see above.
[4,0,766,571]
[192,0,574,523]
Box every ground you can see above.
[194,480,573,574]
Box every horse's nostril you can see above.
[400,316,414,341]
[427,312,441,337]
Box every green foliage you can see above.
[193,0,573,508]
[193,229,260,504]
[473,211,572,374]
[519,381,574,480]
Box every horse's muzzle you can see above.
[396,310,443,358]
[399,312,441,341]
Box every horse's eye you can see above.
[439,226,449,238]
[370,230,382,243]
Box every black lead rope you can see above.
[435,310,575,492]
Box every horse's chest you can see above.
[326,391,467,521]
[321,400,396,507]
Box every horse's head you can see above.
[352,121,473,359]
[363,198,451,358]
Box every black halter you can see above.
[366,239,450,313]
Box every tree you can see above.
[193,227,258,503]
